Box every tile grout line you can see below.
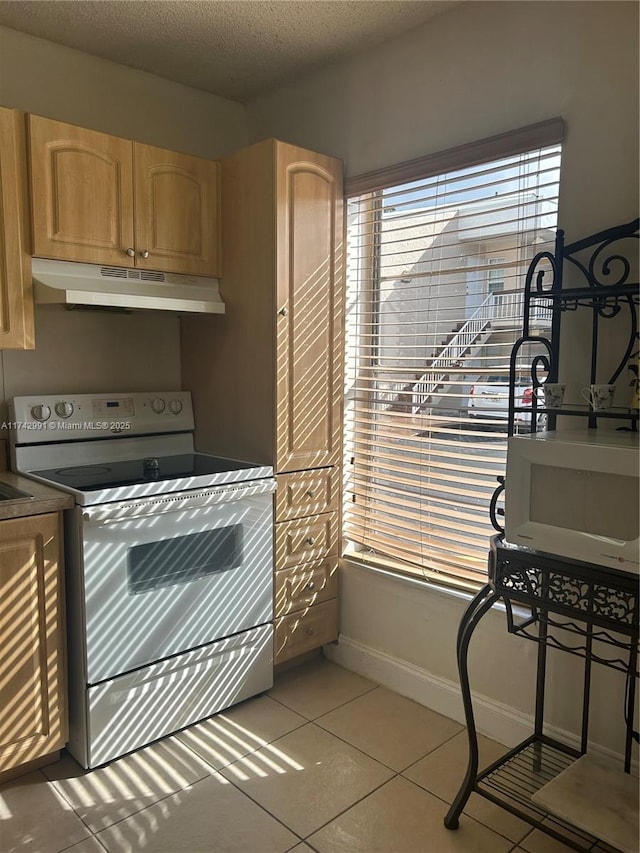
[267,679,381,722]
[299,771,401,846]
[209,763,307,847]
[44,752,214,845]
[399,726,465,773]
[39,765,102,848]
[404,781,531,848]
[295,768,516,852]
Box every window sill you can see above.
[340,552,533,621]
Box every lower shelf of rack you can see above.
[531,753,638,852]
[475,737,599,850]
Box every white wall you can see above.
[0,26,246,158]
[0,25,248,421]
[247,1,638,239]
[246,0,639,755]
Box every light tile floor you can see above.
[0,658,583,853]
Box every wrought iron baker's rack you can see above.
[444,218,639,851]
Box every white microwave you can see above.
[505,429,640,573]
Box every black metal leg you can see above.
[532,605,548,774]
[534,608,548,738]
[444,583,500,830]
[624,642,637,773]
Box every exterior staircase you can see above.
[409,293,498,414]
[387,290,551,416]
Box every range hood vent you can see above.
[32,258,225,315]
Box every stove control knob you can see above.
[31,404,51,422]
[168,399,183,415]
[55,401,74,419]
[151,397,166,414]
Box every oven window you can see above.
[127,526,243,594]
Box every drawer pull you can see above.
[306,536,315,546]
[306,581,316,591]
[305,489,315,498]
[305,626,315,636]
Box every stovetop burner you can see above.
[32,453,259,492]
[55,465,112,478]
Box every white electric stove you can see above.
[10,391,276,768]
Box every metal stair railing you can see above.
[410,293,497,413]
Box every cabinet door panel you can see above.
[0,514,66,772]
[0,108,34,349]
[276,150,344,472]
[28,115,134,265]
[134,143,220,276]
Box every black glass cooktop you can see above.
[32,453,258,491]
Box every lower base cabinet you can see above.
[0,513,67,774]
[274,468,339,664]
[275,599,338,663]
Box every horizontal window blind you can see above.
[344,125,562,590]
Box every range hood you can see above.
[32,258,225,314]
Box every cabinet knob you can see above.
[305,626,315,636]
[306,581,316,591]
[305,489,315,498]
[140,250,150,259]
[125,247,135,257]
[278,307,288,317]
[306,536,315,546]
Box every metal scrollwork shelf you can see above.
[444,219,640,852]
[508,216,639,434]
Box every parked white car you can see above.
[467,375,542,425]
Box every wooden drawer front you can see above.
[275,599,338,664]
[275,559,338,617]
[275,512,338,571]
[275,468,338,522]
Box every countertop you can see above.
[0,471,74,519]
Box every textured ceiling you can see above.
[0,0,459,103]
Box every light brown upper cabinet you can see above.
[183,139,344,473]
[28,115,221,277]
[0,107,34,349]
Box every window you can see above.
[343,120,563,591]
[487,257,506,294]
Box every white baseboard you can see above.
[324,634,636,770]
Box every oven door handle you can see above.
[81,478,277,523]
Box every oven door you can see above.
[74,480,275,684]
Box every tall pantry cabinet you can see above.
[181,139,344,665]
